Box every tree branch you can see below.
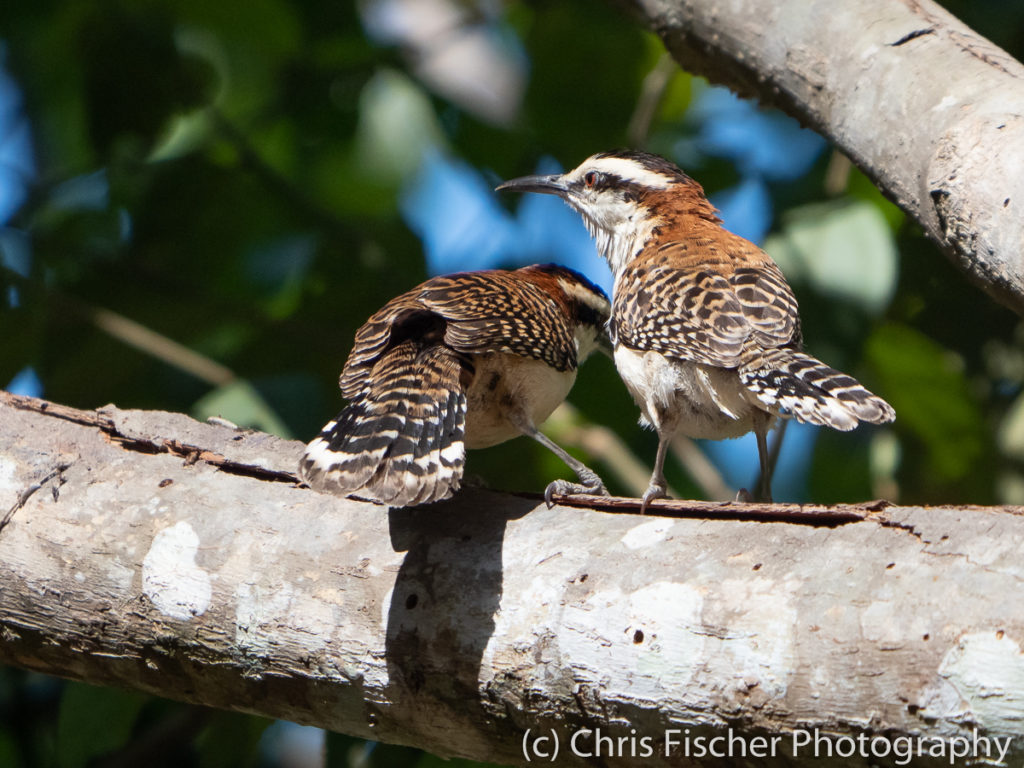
[1,390,1023,766]
[612,0,1024,317]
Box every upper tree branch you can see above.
[1,390,1023,766]
[612,0,1024,316]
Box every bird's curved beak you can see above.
[495,174,569,198]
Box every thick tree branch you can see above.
[1,390,1023,766]
[612,0,1024,317]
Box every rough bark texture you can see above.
[611,0,1024,317]
[1,390,1023,766]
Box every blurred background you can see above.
[0,0,1021,766]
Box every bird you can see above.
[497,150,895,508]
[299,264,612,508]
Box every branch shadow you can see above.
[383,488,536,747]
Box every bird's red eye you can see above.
[584,171,597,187]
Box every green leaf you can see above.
[191,380,293,438]
[998,389,1024,460]
[764,198,897,313]
[846,167,905,231]
[56,682,146,768]
[657,68,694,123]
[865,323,985,481]
[174,0,302,121]
[638,33,693,124]
[195,711,271,768]
[352,69,447,185]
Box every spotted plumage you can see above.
[300,264,611,507]
[498,150,895,505]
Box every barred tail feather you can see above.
[740,349,895,431]
[299,342,468,506]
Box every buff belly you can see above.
[464,352,576,449]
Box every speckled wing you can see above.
[307,268,594,507]
[340,271,580,401]
[728,261,800,350]
[419,270,581,371]
[611,244,800,366]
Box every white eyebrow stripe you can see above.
[556,277,610,313]
[580,157,673,189]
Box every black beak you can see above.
[495,173,569,197]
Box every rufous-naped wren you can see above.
[299,264,611,507]
[499,150,895,507]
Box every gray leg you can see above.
[753,412,775,503]
[641,434,671,513]
[522,427,609,508]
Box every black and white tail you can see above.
[739,349,894,431]
[299,340,470,506]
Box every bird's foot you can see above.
[640,482,668,514]
[734,487,772,503]
[543,476,609,509]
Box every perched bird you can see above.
[299,264,611,507]
[498,150,894,507]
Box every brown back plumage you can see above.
[612,208,893,430]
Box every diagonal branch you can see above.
[611,0,1024,317]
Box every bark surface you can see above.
[1,391,1023,766]
[613,0,1024,317]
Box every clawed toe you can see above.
[640,484,667,514]
[734,486,772,503]
[544,478,609,508]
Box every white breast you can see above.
[613,345,756,440]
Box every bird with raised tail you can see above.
[498,150,895,507]
[299,264,611,507]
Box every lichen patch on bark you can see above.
[142,521,212,620]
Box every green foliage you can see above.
[194,711,272,768]
[866,323,989,498]
[0,0,1021,766]
[193,381,294,437]
[765,199,898,313]
[56,683,147,768]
